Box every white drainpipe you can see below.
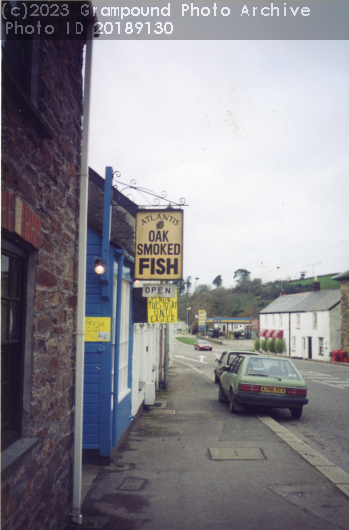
[72,18,94,526]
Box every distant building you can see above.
[207,317,254,338]
[259,285,341,360]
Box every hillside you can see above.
[178,275,340,328]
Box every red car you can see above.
[194,340,212,351]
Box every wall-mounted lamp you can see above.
[94,258,105,275]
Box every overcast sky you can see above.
[88,39,349,288]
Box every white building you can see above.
[259,288,341,361]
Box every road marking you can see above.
[174,355,208,364]
[173,358,216,386]
[299,370,349,390]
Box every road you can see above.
[174,334,349,475]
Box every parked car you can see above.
[207,329,220,338]
[218,355,308,419]
[194,340,212,351]
[214,351,259,383]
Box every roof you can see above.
[88,168,137,255]
[260,289,341,314]
[332,270,349,281]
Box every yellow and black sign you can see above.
[147,295,178,323]
[85,317,111,342]
[135,209,183,280]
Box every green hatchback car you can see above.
[219,354,308,419]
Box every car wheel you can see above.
[290,407,303,419]
[218,383,227,403]
[214,373,220,384]
[229,391,238,414]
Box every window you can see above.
[292,336,296,351]
[1,244,26,450]
[302,337,306,353]
[229,357,243,374]
[313,312,318,330]
[319,338,324,356]
[280,314,283,327]
[219,352,228,364]
[296,313,300,328]
[272,314,275,326]
[245,358,300,380]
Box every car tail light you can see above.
[296,388,307,397]
[238,383,261,393]
[286,388,307,397]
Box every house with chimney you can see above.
[259,280,341,360]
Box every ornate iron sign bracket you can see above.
[112,171,187,208]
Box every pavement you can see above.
[64,359,349,530]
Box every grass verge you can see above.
[176,337,196,346]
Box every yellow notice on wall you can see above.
[85,317,111,342]
[147,294,178,324]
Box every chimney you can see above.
[311,278,320,291]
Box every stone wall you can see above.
[341,280,349,353]
[1,34,84,530]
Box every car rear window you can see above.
[245,358,300,380]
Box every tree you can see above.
[185,276,192,294]
[173,279,186,296]
[234,269,251,285]
[196,284,212,295]
[212,275,223,287]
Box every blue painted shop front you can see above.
[83,168,135,459]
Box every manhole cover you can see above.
[209,447,266,460]
[119,478,145,491]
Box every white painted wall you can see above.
[260,313,290,355]
[169,323,174,367]
[131,323,160,416]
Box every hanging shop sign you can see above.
[147,294,178,323]
[142,284,177,298]
[135,209,183,280]
[85,317,111,342]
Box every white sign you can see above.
[142,284,177,298]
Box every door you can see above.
[308,337,312,359]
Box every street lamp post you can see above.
[186,307,191,337]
